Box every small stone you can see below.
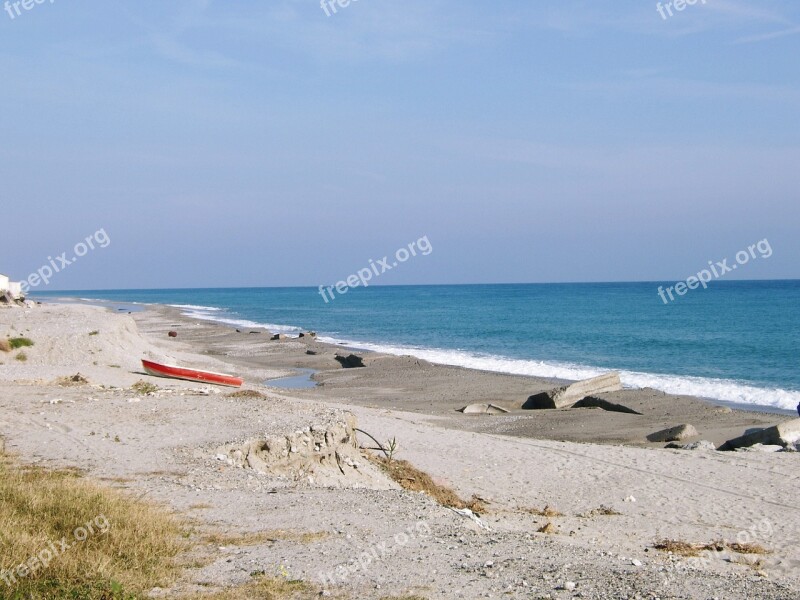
[564,581,576,591]
[631,559,643,567]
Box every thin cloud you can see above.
[736,24,800,43]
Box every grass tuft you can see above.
[524,505,564,518]
[226,389,266,399]
[56,373,89,386]
[579,505,622,518]
[131,381,159,395]
[537,522,558,534]
[14,351,27,362]
[8,337,34,349]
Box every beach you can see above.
[1,301,799,599]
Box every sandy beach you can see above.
[1,301,799,599]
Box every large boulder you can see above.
[647,424,698,443]
[573,396,642,415]
[523,372,623,409]
[719,419,800,451]
[335,353,366,368]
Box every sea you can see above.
[36,281,800,413]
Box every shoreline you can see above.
[36,295,798,418]
[1,301,799,598]
[134,301,793,450]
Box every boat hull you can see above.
[141,359,243,387]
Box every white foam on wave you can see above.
[318,336,800,412]
[177,306,301,333]
[169,304,222,311]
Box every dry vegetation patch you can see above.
[537,522,558,534]
[0,444,333,599]
[56,373,90,386]
[0,449,184,599]
[653,539,771,557]
[200,530,327,548]
[371,456,485,512]
[579,506,622,518]
[131,380,160,395]
[180,575,318,600]
[227,389,266,399]
[523,505,564,518]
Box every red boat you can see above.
[141,359,243,387]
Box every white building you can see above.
[0,274,24,300]
[9,281,22,299]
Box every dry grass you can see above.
[523,505,564,518]
[200,529,327,548]
[579,506,622,518]
[131,380,159,395]
[227,389,266,399]
[0,450,185,599]
[371,457,484,512]
[537,522,558,534]
[14,351,27,362]
[180,574,317,600]
[0,444,334,600]
[56,373,90,387]
[654,539,771,557]
[726,542,771,555]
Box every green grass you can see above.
[8,338,34,349]
[14,352,27,362]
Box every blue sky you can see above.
[1,0,798,289]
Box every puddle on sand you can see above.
[264,368,318,389]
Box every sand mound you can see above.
[217,413,395,489]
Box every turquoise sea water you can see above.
[37,281,800,411]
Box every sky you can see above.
[1,0,799,290]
